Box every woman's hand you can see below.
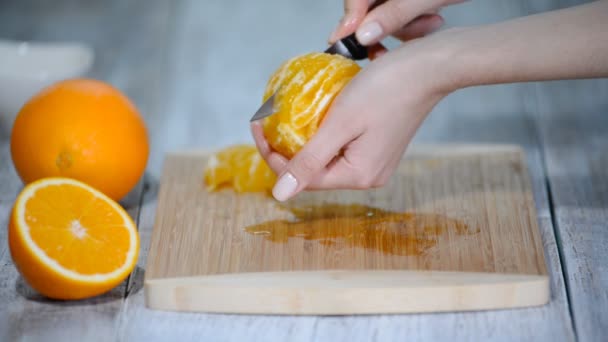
[329,0,467,46]
[252,35,456,201]
[252,0,608,202]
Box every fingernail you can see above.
[272,172,298,201]
[356,21,383,45]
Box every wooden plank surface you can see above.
[534,78,608,341]
[150,147,546,277]
[144,146,548,314]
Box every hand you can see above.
[252,34,456,201]
[253,0,608,202]
[329,0,467,47]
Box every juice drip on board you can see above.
[245,203,475,256]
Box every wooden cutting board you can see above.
[144,145,549,315]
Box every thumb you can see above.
[272,120,354,201]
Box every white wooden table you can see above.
[0,0,606,341]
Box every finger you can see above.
[392,14,444,41]
[306,140,404,190]
[271,117,359,201]
[251,122,271,157]
[305,136,377,189]
[251,122,288,174]
[356,0,443,45]
[328,0,370,43]
[265,152,289,175]
[307,157,368,189]
[307,119,416,190]
[367,43,388,60]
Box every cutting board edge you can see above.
[143,270,549,315]
[164,143,525,158]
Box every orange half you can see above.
[8,177,140,299]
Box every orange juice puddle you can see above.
[245,203,477,256]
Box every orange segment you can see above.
[204,145,276,193]
[8,177,139,299]
[263,53,361,158]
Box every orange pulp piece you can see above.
[204,145,277,193]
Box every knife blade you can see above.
[250,33,367,122]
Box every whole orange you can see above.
[10,79,149,201]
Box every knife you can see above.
[250,33,368,122]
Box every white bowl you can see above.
[0,39,94,132]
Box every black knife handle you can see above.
[340,33,368,60]
[324,33,368,60]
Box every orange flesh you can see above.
[204,145,276,193]
[263,53,361,158]
[24,183,130,275]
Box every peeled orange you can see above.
[205,53,360,193]
[8,177,139,300]
[204,145,276,193]
[10,78,149,201]
[263,53,360,158]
